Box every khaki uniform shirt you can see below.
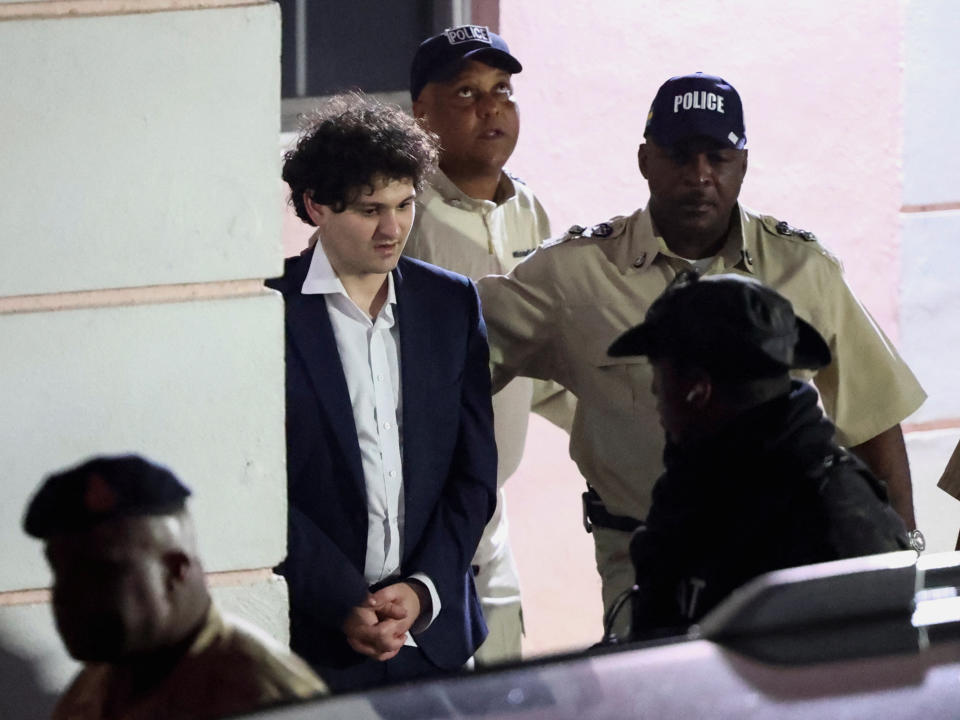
[405,169,555,596]
[478,203,926,521]
[53,605,326,720]
[407,170,549,284]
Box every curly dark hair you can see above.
[283,92,439,225]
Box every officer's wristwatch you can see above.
[908,529,926,553]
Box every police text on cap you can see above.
[673,91,725,114]
[444,25,491,45]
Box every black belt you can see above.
[582,487,644,534]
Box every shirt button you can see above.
[376,374,384,382]
[388,470,397,478]
[383,421,392,430]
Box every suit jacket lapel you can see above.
[284,255,365,492]
[395,261,430,500]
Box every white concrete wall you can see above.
[900,211,960,426]
[0,3,285,717]
[0,7,280,296]
[902,0,960,208]
[899,0,960,553]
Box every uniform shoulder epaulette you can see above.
[759,215,842,267]
[541,217,627,249]
[759,215,819,243]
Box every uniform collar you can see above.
[616,203,756,275]
[424,168,517,210]
[185,602,224,658]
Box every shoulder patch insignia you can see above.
[589,222,614,238]
[543,218,625,249]
[774,220,817,243]
[540,224,585,249]
[760,213,840,268]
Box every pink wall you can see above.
[507,416,603,655]
[502,0,903,340]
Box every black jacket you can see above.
[630,381,908,638]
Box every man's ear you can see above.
[412,98,425,120]
[637,143,649,179]
[684,384,711,407]
[162,551,192,590]
[303,193,328,228]
[684,370,713,408]
[412,98,430,129]
[741,148,749,176]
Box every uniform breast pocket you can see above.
[563,305,656,416]
[590,348,656,415]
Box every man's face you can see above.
[307,176,416,282]
[639,137,748,246]
[46,519,173,662]
[413,59,520,179]
[650,358,702,445]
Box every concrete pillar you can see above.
[0,2,286,716]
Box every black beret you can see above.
[23,454,192,539]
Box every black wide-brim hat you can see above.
[608,272,831,378]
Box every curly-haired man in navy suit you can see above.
[268,93,497,692]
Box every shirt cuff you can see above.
[407,573,441,633]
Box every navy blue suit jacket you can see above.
[267,250,497,675]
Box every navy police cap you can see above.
[24,454,192,539]
[410,25,522,100]
[645,72,747,150]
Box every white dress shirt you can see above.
[302,243,439,636]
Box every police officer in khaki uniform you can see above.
[24,455,326,719]
[405,25,574,665]
[477,72,926,637]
